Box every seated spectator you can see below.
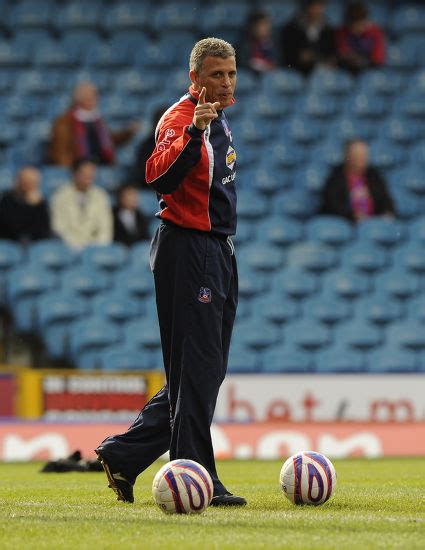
[133,106,167,188]
[51,159,112,250]
[0,166,50,242]
[280,0,335,75]
[113,184,150,246]
[320,139,395,223]
[48,82,139,167]
[238,10,277,74]
[337,1,385,74]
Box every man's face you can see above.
[190,56,237,109]
[306,2,325,22]
[75,84,98,111]
[120,187,139,210]
[346,142,369,173]
[73,163,96,192]
[17,167,40,194]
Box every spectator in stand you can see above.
[0,166,50,242]
[133,106,167,189]
[337,1,385,74]
[51,159,112,250]
[320,139,395,223]
[48,82,139,167]
[237,10,277,74]
[280,0,335,75]
[113,184,150,246]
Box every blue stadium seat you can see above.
[81,244,129,273]
[402,164,425,196]
[396,90,425,119]
[315,346,367,373]
[16,69,62,95]
[69,317,121,363]
[357,218,406,248]
[306,217,354,247]
[56,1,102,31]
[284,320,331,351]
[238,272,268,299]
[293,163,328,194]
[262,345,313,373]
[359,71,404,96]
[386,321,425,351]
[386,42,418,72]
[85,43,130,68]
[236,191,268,220]
[303,295,352,326]
[153,2,198,32]
[0,240,24,304]
[328,117,377,141]
[287,242,338,273]
[242,243,285,273]
[28,240,76,272]
[383,117,420,145]
[61,266,111,297]
[368,348,418,373]
[60,30,103,59]
[6,96,42,120]
[7,1,53,30]
[233,319,281,351]
[41,166,69,196]
[99,346,153,371]
[341,242,389,273]
[309,68,353,96]
[251,93,291,119]
[335,320,382,351]
[0,40,30,67]
[322,269,370,300]
[285,116,322,145]
[233,118,274,145]
[407,296,425,324]
[392,5,425,35]
[264,70,305,96]
[102,3,149,33]
[114,267,154,298]
[274,190,318,219]
[232,219,256,246]
[408,216,425,246]
[101,94,140,119]
[348,93,390,119]
[300,94,340,119]
[34,41,78,68]
[393,243,425,275]
[247,166,289,196]
[309,139,343,167]
[255,294,300,326]
[70,68,112,93]
[91,292,142,324]
[227,348,261,374]
[259,217,305,247]
[374,269,420,301]
[273,268,318,300]
[354,295,403,326]
[124,317,161,350]
[369,140,407,169]
[114,68,158,96]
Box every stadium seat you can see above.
[0,40,30,67]
[334,320,382,351]
[242,243,285,273]
[386,321,425,351]
[309,68,353,96]
[359,71,404,96]
[368,348,418,373]
[91,292,142,324]
[102,3,149,34]
[114,267,154,298]
[374,269,420,300]
[287,242,338,273]
[124,317,161,350]
[7,1,53,30]
[393,243,425,274]
[266,70,305,96]
[285,116,322,145]
[340,243,388,274]
[251,93,291,119]
[309,139,343,167]
[273,268,318,300]
[236,191,268,220]
[369,140,407,169]
[284,320,331,351]
[392,5,425,35]
[293,163,328,194]
[85,42,130,69]
[408,216,425,246]
[61,266,111,297]
[81,244,129,272]
[235,271,268,299]
[322,269,370,300]
[274,190,318,219]
[329,117,377,142]
[232,219,255,246]
[0,240,24,304]
[28,240,75,272]
[382,117,420,145]
[300,95,340,119]
[152,2,198,32]
[355,295,404,326]
[402,164,425,196]
[259,217,305,247]
[306,217,354,247]
[348,93,390,118]
[315,346,367,373]
[227,347,261,374]
[99,346,153,371]
[386,42,418,72]
[303,295,352,326]
[232,319,281,351]
[255,294,300,326]
[56,1,102,31]
[247,166,289,196]
[356,218,406,248]
[69,317,121,364]
[407,296,425,324]
[262,345,313,373]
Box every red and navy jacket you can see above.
[146,86,237,236]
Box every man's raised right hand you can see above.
[193,87,220,131]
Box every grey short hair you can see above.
[189,37,236,73]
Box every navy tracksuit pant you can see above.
[100,222,238,495]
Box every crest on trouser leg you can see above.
[198,287,212,303]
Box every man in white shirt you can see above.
[51,159,113,250]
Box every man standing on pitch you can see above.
[96,38,245,506]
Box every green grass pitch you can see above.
[0,458,424,549]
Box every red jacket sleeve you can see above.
[145,103,204,195]
[369,25,385,65]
